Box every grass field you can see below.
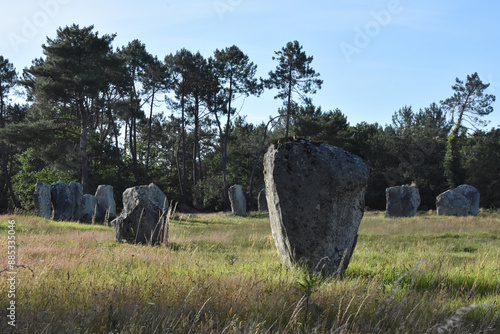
[1,211,499,333]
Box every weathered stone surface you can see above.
[81,194,99,221]
[95,185,116,221]
[228,185,246,216]
[110,183,169,245]
[264,139,369,276]
[258,188,268,212]
[69,182,83,221]
[34,181,51,219]
[385,186,421,217]
[454,184,480,216]
[50,181,74,221]
[436,189,470,216]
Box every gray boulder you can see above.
[258,188,268,212]
[34,181,51,219]
[436,189,470,216]
[454,184,480,216]
[110,183,169,245]
[385,186,421,217]
[50,181,74,221]
[81,194,99,221]
[228,184,246,216]
[264,139,369,276]
[69,181,83,221]
[95,185,116,221]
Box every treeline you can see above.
[0,24,498,213]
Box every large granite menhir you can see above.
[385,186,421,217]
[111,183,169,245]
[264,139,369,276]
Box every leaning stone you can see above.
[34,181,51,219]
[110,183,169,245]
[228,185,246,216]
[385,186,421,217]
[264,139,369,276]
[50,181,74,221]
[436,189,470,216]
[454,184,480,216]
[81,194,99,221]
[258,188,268,212]
[95,185,116,221]
[69,182,83,221]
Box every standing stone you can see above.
[95,185,116,221]
[81,194,99,221]
[34,181,51,219]
[69,182,83,221]
[454,184,480,216]
[228,185,246,216]
[110,183,169,245]
[258,188,268,212]
[385,186,421,217]
[50,181,74,221]
[436,189,470,216]
[264,139,369,276]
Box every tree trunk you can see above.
[175,146,184,199]
[130,71,139,182]
[445,103,467,188]
[221,82,233,210]
[181,93,188,205]
[249,117,278,209]
[145,88,156,180]
[7,154,21,208]
[132,111,139,181]
[80,101,90,194]
[0,144,20,209]
[192,95,200,187]
[285,66,293,138]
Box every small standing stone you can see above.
[454,184,480,216]
[95,185,116,221]
[385,186,421,217]
[50,181,74,221]
[436,189,470,216]
[258,188,268,212]
[111,183,169,245]
[81,194,99,221]
[228,185,246,216]
[34,181,51,219]
[69,181,83,221]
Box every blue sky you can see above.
[1,0,499,129]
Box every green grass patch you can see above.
[0,214,111,234]
[0,211,499,333]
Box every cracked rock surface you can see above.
[264,139,369,276]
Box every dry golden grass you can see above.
[0,212,499,333]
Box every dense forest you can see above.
[0,24,498,214]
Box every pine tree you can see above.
[21,25,122,193]
[441,72,495,187]
[266,41,322,138]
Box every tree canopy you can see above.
[266,41,323,138]
[0,25,497,214]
